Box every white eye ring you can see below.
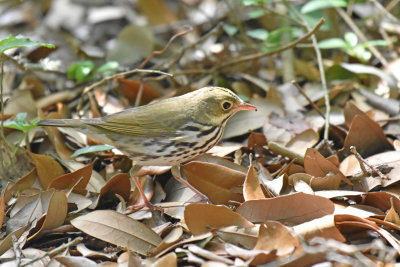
[222,101,232,110]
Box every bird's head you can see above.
[190,87,257,126]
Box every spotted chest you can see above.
[114,122,225,166]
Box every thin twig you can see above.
[350,146,389,180]
[287,5,330,140]
[138,26,193,69]
[134,82,145,107]
[77,69,172,112]
[164,22,223,69]
[335,7,389,67]
[218,18,325,69]
[20,237,83,267]
[173,18,325,76]
[134,26,192,106]
[12,235,22,266]
[292,80,325,119]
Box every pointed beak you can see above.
[237,102,257,111]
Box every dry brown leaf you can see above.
[47,163,93,193]
[182,161,245,205]
[38,111,74,160]
[343,101,369,128]
[236,192,335,224]
[341,115,392,158]
[247,132,267,148]
[55,256,98,267]
[100,173,131,201]
[293,215,346,242]
[150,227,183,256]
[215,226,258,250]
[71,210,162,255]
[8,167,37,194]
[29,152,64,189]
[310,172,342,190]
[335,214,400,252]
[151,252,177,267]
[384,198,400,225]
[28,190,68,240]
[0,196,5,228]
[254,221,300,256]
[243,165,265,201]
[225,243,277,265]
[286,129,319,156]
[0,226,27,255]
[304,148,351,185]
[117,78,161,105]
[137,0,177,25]
[184,203,255,235]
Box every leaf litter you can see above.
[1,0,400,266]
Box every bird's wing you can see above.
[84,102,188,139]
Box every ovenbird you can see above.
[37,86,256,210]
[37,86,257,165]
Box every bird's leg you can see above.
[171,165,210,203]
[128,165,164,214]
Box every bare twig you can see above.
[173,18,325,76]
[292,80,325,119]
[20,237,83,267]
[217,18,325,69]
[287,5,330,140]
[76,69,172,112]
[164,22,223,69]
[138,26,193,69]
[350,146,389,180]
[335,7,389,67]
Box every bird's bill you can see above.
[237,102,257,111]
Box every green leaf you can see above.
[67,61,95,83]
[249,9,266,18]
[301,0,347,14]
[96,61,119,77]
[362,39,388,47]
[239,0,269,6]
[3,113,39,133]
[71,144,115,158]
[223,24,239,36]
[344,32,358,47]
[246,29,268,41]
[318,38,348,49]
[0,34,55,54]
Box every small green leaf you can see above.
[318,38,348,49]
[223,24,238,36]
[362,40,388,47]
[301,0,347,14]
[249,9,266,18]
[96,61,119,76]
[3,113,39,133]
[67,61,95,83]
[344,32,358,47]
[246,29,268,41]
[0,34,55,54]
[71,144,115,158]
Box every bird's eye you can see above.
[222,101,232,110]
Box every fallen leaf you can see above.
[29,152,64,189]
[237,192,335,224]
[254,221,299,256]
[184,203,255,235]
[71,210,162,255]
[182,161,245,205]
[47,163,93,193]
[243,165,265,201]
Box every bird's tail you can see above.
[36,119,85,128]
